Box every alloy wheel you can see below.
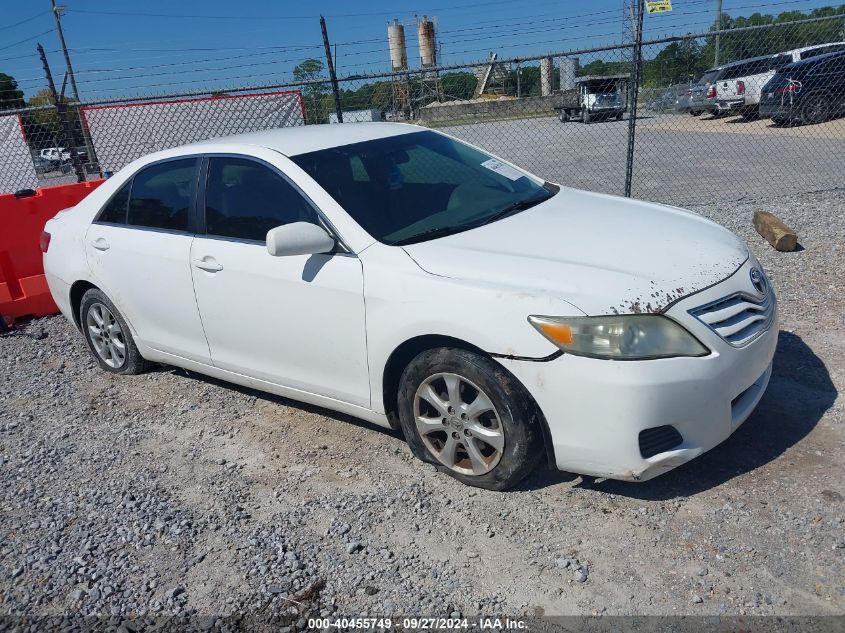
[86,303,126,368]
[804,96,829,124]
[413,372,505,476]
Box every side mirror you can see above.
[266,222,336,257]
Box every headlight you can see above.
[528,314,709,360]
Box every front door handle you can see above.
[90,237,110,251]
[192,258,223,272]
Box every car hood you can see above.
[401,187,748,316]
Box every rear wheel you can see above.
[80,289,150,375]
[558,110,568,123]
[398,347,544,490]
[801,93,830,125]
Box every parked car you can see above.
[760,50,845,125]
[718,43,845,117]
[42,124,777,490]
[686,69,720,115]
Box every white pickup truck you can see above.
[38,147,71,165]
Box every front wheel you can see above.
[558,110,568,123]
[80,288,150,375]
[398,348,544,490]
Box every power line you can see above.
[0,10,50,31]
[0,28,55,52]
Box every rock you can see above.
[692,594,703,604]
[574,570,588,583]
[365,586,378,595]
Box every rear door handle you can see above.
[90,237,110,251]
[192,258,223,272]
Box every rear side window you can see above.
[204,157,318,242]
[128,159,198,232]
[97,181,131,224]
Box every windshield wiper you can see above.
[475,192,553,227]
[392,225,473,246]
[393,190,556,246]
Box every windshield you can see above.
[291,130,555,245]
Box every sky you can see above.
[1,0,840,101]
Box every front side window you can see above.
[128,158,198,232]
[97,181,131,224]
[204,157,318,242]
[291,131,555,245]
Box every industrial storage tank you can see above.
[417,16,437,67]
[388,19,408,71]
[560,57,580,91]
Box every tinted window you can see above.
[98,181,131,224]
[128,159,197,231]
[801,45,845,60]
[292,131,553,245]
[205,157,318,241]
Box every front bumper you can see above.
[497,260,778,481]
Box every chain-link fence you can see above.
[2,13,844,209]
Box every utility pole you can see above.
[38,43,84,183]
[623,0,645,198]
[320,15,343,124]
[51,0,79,102]
[50,0,98,174]
[714,0,723,66]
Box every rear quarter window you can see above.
[96,181,131,224]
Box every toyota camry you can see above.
[42,123,777,490]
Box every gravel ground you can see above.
[1,190,843,630]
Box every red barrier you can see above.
[0,179,104,320]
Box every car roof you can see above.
[783,48,845,70]
[187,121,423,157]
[704,53,778,73]
[788,41,845,55]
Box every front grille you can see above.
[639,425,684,459]
[689,291,774,347]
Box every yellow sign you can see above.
[646,0,673,13]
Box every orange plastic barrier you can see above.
[0,179,104,320]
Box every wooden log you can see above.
[753,210,798,252]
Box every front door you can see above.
[189,155,370,408]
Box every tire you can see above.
[558,110,568,123]
[689,110,702,116]
[616,112,624,121]
[583,109,591,124]
[397,347,544,490]
[79,288,150,375]
[801,93,830,125]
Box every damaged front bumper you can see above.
[494,260,778,482]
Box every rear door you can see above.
[85,157,211,363]
[189,154,370,407]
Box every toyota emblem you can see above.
[750,268,767,295]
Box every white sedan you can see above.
[42,123,777,490]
